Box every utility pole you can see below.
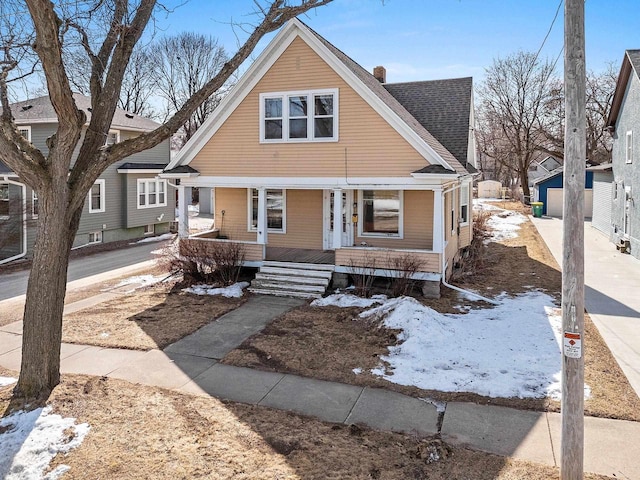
[561,0,585,478]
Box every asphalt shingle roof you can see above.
[384,78,472,169]
[303,23,468,176]
[9,93,159,132]
[118,162,167,170]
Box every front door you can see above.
[323,190,353,249]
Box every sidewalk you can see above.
[531,216,640,396]
[1,294,638,478]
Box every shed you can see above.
[532,168,594,217]
[588,164,614,236]
[477,180,502,198]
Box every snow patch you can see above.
[131,233,175,244]
[0,406,89,480]
[357,293,590,400]
[352,368,363,375]
[485,210,527,244]
[0,377,17,387]
[183,282,249,298]
[311,294,387,308]
[112,274,166,292]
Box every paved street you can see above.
[0,239,170,302]
[531,216,640,396]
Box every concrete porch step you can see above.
[259,266,333,280]
[250,281,326,294]
[248,287,322,299]
[254,273,330,287]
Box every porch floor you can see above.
[265,247,335,265]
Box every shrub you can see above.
[451,209,491,281]
[348,253,377,298]
[385,253,423,297]
[168,239,245,285]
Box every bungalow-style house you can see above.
[0,93,175,265]
[605,49,640,257]
[164,19,477,298]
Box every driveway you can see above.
[531,216,640,396]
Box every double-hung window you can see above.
[249,188,285,233]
[32,190,39,219]
[89,180,105,213]
[137,179,167,208]
[359,190,402,237]
[0,184,9,218]
[18,126,31,141]
[260,89,338,142]
[105,130,120,146]
[459,184,469,224]
[626,131,633,164]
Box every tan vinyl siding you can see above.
[180,238,264,262]
[213,188,256,241]
[355,190,434,249]
[267,189,323,249]
[335,248,441,273]
[191,37,429,178]
[459,224,471,248]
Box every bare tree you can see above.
[537,65,617,165]
[477,51,556,198]
[0,0,333,399]
[151,32,231,148]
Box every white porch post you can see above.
[332,188,343,249]
[256,187,268,245]
[432,187,443,252]
[177,185,191,238]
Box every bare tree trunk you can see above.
[520,168,531,198]
[15,186,81,398]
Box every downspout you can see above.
[439,180,499,305]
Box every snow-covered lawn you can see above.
[183,282,250,298]
[319,293,588,400]
[311,294,387,308]
[474,199,527,243]
[131,233,175,244]
[0,380,89,480]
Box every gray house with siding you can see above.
[605,50,640,257]
[0,93,175,265]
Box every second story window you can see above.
[626,130,633,164]
[260,89,338,143]
[18,126,31,142]
[106,130,120,146]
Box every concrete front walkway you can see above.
[531,216,640,396]
[1,294,639,478]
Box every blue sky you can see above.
[155,0,638,83]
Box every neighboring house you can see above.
[532,167,593,217]
[528,156,562,188]
[605,49,640,256]
[0,93,174,265]
[588,163,614,236]
[163,19,477,298]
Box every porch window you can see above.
[260,89,338,142]
[460,184,469,224]
[0,184,9,218]
[360,190,402,237]
[137,179,167,208]
[249,188,285,232]
[89,180,105,213]
[626,131,633,164]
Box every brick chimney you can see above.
[373,66,386,83]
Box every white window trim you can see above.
[106,129,120,146]
[459,184,470,226]
[88,179,106,213]
[137,179,168,209]
[143,224,155,235]
[18,126,31,142]
[32,190,38,219]
[0,184,9,220]
[357,189,404,239]
[88,231,103,244]
[626,130,633,164]
[259,88,339,143]
[247,188,286,234]
[450,191,456,236]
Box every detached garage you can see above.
[532,168,594,217]
[588,164,614,236]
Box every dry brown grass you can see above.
[0,373,612,480]
[224,204,640,421]
[62,282,245,350]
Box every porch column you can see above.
[432,187,443,252]
[256,187,268,245]
[177,185,191,238]
[332,188,343,249]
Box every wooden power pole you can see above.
[561,0,586,478]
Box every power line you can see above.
[532,0,564,66]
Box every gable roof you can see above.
[167,18,470,176]
[383,78,472,169]
[607,49,640,130]
[8,93,159,132]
